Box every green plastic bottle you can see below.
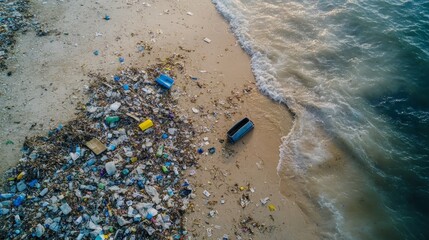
[105,116,120,124]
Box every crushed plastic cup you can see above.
[105,162,117,175]
[110,102,121,111]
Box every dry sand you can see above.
[0,0,322,238]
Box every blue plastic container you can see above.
[155,74,175,89]
[227,117,254,143]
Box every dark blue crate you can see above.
[227,117,254,143]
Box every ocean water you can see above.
[212,0,429,239]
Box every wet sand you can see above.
[0,0,321,238]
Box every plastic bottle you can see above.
[146,208,158,220]
[1,200,12,207]
[40,188,48,197]
[0,208,10,215]
[14,215,21,225]
[107,144,116,151]
[156,145,164,157]
[0,193,14,199]
[105,116,120,125]
[85,158,96,167]
[167,187,174,196]
[13,194,25,207]
[28,179,38,188]
[80,185,97,191]
[76,146,81,157]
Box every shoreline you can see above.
[0,0,322,238]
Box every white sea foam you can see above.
[212,0,336,173]
[318,195,349,240]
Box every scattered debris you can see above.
[239,194,250,208]
[260,197,270,205]
[192,107,199,114]
[0,0,50,69]
[268,204,276,211]
[203,190,211,198]
[208,147,216,154]
[203,38,212,43]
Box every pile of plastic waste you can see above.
[0,55,198,239]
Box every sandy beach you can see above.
[0,0,322,238]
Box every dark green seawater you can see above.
[213,0,429,239]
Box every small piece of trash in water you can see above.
[5,140,14,145]
[186,12,193,16]
[203,38,211,43]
